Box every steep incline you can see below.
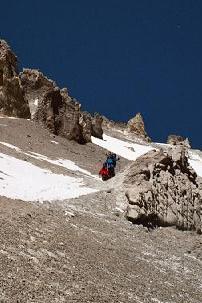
[0,116,201,303]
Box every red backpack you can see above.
[99,167,109,177]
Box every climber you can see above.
[99,165,110,181]
[99,160,113,181]
[108,152,120,167]
[99,152,120,180]
[105,156,115,177]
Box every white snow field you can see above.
[27,151,99,179]
[0,141,99,179]
[91,134,154,161]
[0,152,97,202]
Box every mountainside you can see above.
[0,40,201,303]
[0,40,103,144]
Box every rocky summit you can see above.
[0,40,201,303]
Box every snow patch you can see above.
[0,142,21,152]
[65,210,75,217]
[154,142,172,148]
[92,134,154,161]
[51,140,59,145]
[188,151,202,177]
[0,116,19,119]
[0,152,97,202]
[34,98,38,106]
[0,142,99,179]
[27,151,99,179]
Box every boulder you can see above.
[124,147,202,233]
[0,40,30,118]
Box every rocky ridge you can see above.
[0,40,103,143]
[20,69,103,143]
[103,112,151,142]
[0,40,153,145]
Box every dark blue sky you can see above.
[1,0,202,148]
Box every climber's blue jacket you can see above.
[108,153,119,167]
[106,158,114,168]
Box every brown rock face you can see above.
[20,69,103,143]
[0,40,30,118]
[91,113,103,139]
[0,40,103,144]
[102,115,126,131]
[124,147,202,233]
[167,134,191,148]
[127,113,151,142]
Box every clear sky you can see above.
[1,0,202,148]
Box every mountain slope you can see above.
[0,39,202,303]
[0,115,201,302]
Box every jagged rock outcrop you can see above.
[102,115,126,131]
[91,113,103,138]
[20,69,61,119]
[0,40,103,143]
[0,40,30,118]
[102,113,151,142]
[20,69,103,143]
[167,134,191,148]
[124,146,202,233]
[126,113,151,142]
